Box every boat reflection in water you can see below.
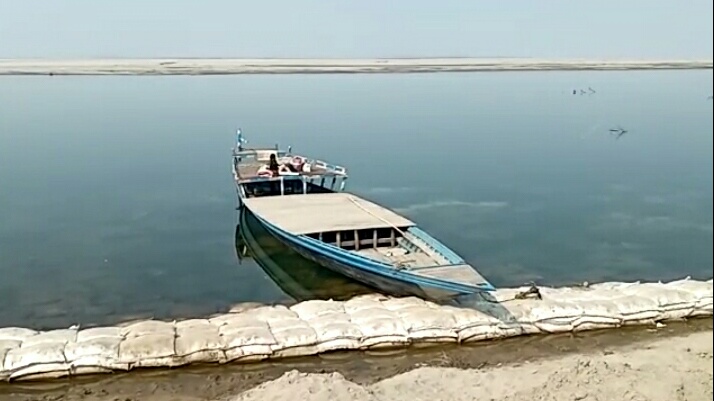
[235,207,373,302]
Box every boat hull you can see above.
[242,206,490,301]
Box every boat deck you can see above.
[354,247,490,287]
[411,264,491,287]
[242,193,415,235]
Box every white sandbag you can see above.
[665,279,714,316]
[176,319,213,330]
[590,281,642,291]
[1,340,21,380]
[349,308,409,349]
[569,299,623,331]
[246,305,299,324]
[219,318,276,362]
[268,318,319,358]
[609,295,662,324]
[4,342,69,381]
[21,329,77,347]
[118,333,180,368]
[65,336,128,375]
[227,302,265,313]
[76,327,122,342]
[290,300,346,320]
[622,284,697,320]
[209,313,247,327]
[380,296,429,311]
[393,306,458,342]
[305,313,362,353]
[457,323,519,342]
[343,295,388,315]
[508,300,586,334]
[175,325,226,364]
[0,328,38,342]
[433,305,502,342]
[120,320,175,339]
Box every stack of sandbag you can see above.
[0,277,711,382]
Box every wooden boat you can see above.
[231,129,496,301]
[235,206,373,302]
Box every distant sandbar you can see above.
[0,58,711,76]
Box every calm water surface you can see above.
[0,71,712,328]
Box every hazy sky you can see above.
[1,0,712,58]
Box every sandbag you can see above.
[349,308,409,349]
[305,313,362,353]
[432,305,500,342]
[380,296,430,311]
[76,327,122,342]
[507,300,586,334]
[118,333,180,368]
[665,279,714,316]
[1,340,21,380]
[268,318,319,358]
[290,300,346,320]
[120,320,175,339]
[246,305,299,324]
[175,325,226,364]
[598,293,660,324]
[219,317,276,362]
[343,294,388,315]
[622,284,698,320]
[0,328,38,342]
[4,342,69,381]
[392,306,458,343]
[65,336,127,375]
[21,329,77,347]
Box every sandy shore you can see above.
[0,58,712,75]
[234,330,713,401]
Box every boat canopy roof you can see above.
[243,193,415,235]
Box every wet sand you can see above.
[0,58,712,75]
[1,318,710,401]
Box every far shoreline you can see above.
[0,57,712,76]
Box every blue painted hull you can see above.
[242,206,495,301]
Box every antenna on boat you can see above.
[236,128,247,151]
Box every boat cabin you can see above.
[232,138,348,199]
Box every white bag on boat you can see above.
[268,318,320,358]
[306,313,362,353]
[393,306,458,343]
[175,325,226,364]
[65,336,127,375]
[349,307,409,349]
[4,342,70,381]
[118,333,180,368]
[219,318,276,362]
[290,300,346,320]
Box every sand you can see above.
[0,58,712,75]
[234,330,713,401]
